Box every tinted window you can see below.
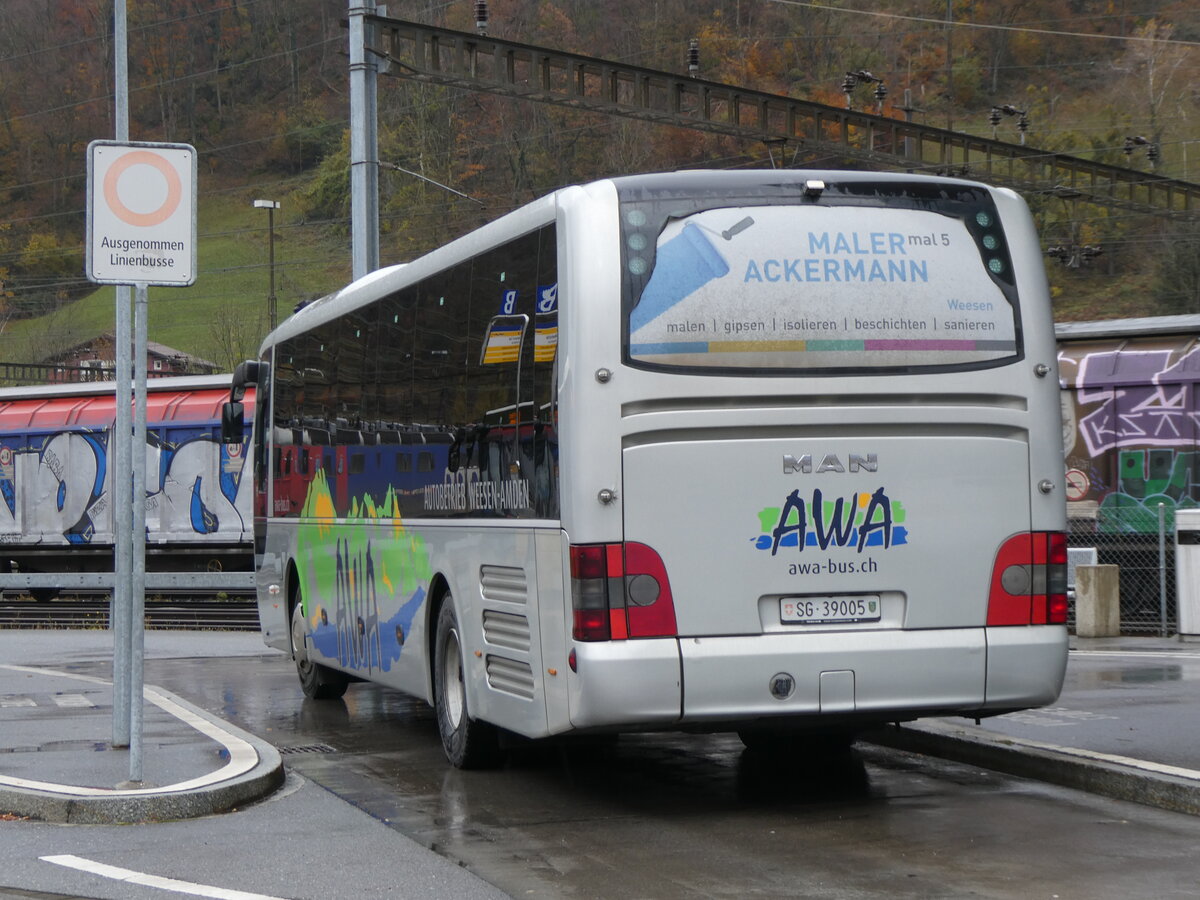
[273,224,559,520]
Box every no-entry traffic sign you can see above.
[86,140,197,286]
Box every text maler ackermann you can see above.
[743,231,929,283]
[101,235,183,268]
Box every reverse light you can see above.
[987,532,1069,626]
[570,542,678,641]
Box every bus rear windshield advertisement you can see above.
[626,205,1018,371]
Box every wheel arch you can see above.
[284,558,303,656]
[425,572,452,695]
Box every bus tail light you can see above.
[987,532,1068,626]
[570,542,678,641]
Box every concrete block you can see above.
[1075,564,1120,638]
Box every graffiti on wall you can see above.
[0,429,250,545]
[1060,343,1200,532]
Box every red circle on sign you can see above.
[102,150,183,227]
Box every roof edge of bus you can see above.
[260,168,1009,351]
[608,168,999,188]
[0,373,232,401]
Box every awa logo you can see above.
[753,487,908,555]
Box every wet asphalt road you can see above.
[962,646,1200,771]
[125,642,1200,900]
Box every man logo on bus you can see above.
[753,487,908,555]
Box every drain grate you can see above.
[277,743,337,755]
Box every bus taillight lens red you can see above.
[623,542,678,638]
[570,542,678,641]
[570,544,614,641]
[987,531,1069,626]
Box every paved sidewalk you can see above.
[0,660,283,824]
[0,631,511,900]
[866,634,1200,816]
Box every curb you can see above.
[0,683,284,825]
[862,720,1200,818]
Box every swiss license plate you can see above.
[780,595,881,625]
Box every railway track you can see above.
[0,597,260,630]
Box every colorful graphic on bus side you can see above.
[295,470,433,674]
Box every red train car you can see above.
[0,375,254,593]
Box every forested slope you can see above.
[0,0,1196,369]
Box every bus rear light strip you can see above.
[570,542,678,641]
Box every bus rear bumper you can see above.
[564,626,1067,732]
[982,624,1069,710]
[678,629,993,723]
[567,639,682,730]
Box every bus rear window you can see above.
[624,204,1019,373]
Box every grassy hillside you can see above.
[0,188,352,373]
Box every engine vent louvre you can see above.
[482,609,531,652]
[480,565,529,605]
[485,655,535,700]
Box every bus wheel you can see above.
[291,601,349,700]
[434,597,501,769]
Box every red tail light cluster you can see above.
[987,532,1069,626]
[570,542,678,641]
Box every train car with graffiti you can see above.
[0,374,253,594]
[1057,314,1200,621]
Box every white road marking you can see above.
[41,854,289,900]
[1002,734,1200,781]
[53,693,96,708]
[0,664,259,796]
[1071,650,1200,661]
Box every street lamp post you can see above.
[253,199,280,330]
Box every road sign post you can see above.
[86,140,197,783]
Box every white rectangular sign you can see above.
[86,140,197,286]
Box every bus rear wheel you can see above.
[434,597,501,769]
[291,601,349,700]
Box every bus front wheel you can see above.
[291,601,349,700]
[434,597,501,769]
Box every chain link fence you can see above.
[1068,503,1178,635]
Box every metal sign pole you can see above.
[349,0,379,280]
[111,0,132,751]
[130,284,149,781]
[91,10,196,781]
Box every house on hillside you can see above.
[41,334,220,382]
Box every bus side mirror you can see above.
[230,359,261,403]
[221,401,245,444]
